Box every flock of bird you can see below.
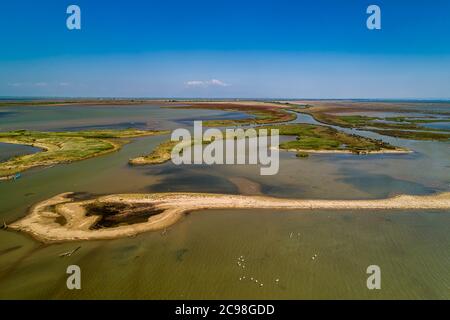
[236,232,320,288]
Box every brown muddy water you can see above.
[0,103,449,299]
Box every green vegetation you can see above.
[130,124,404,167]
[129,139,214,165]
[332,115,380,126]
[260,124,400,153]
[294,108,450,141]
[0,129,168,177]
[384,117,449,124]
[129,140,181,165]
[167,103,296,126]
[296,151,309,158]
[0,129,167,139]
[370,129,450,141]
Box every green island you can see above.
[129,140,180,165]
[0,129,168,178]
[129,139,210,165]
[293,108,450,141]
[369,129,450,141]
[261,124,402,155]
[128,123,405,165]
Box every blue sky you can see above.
[0,0,449,98]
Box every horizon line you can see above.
[1,96,450,102]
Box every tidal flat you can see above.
[0,100,449,299]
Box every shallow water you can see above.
[421,122,450,130]
[0,104,246,132]
[0,210,449,299]
[0,103,449,299]
[0,142,41,162]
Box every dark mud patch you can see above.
[175,248,189,262]
[174,112,252,126]
[337,168,436,198]
[55,122,148,131]
[260,183,305,198]
[69,192,97,201]
[0,111,18,119]
[54,215,67,226]
[146,171,238,194]
[85,202,164,229]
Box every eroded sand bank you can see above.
[9,191,450,243]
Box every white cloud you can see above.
[185,79,230,88]
[8,82,23,87]
[7,81,69,88]
[185,80,206,87]
[9,82,48,87]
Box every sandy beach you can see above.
[9,191,450,242]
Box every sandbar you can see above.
[9,191,450,243]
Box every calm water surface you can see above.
[0,103,449,299]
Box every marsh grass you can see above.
[0,129,168,176]
[296,109,450,140]
[260,124,397,152]
[129,123,400,166]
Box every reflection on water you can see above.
[55,122,149,131]
[174,111,253,126]
[0,104,251,132]
[0,111,18,119]
[336,168,436,198]
[421,122,450,130]
[0,142,41,162]
[0,103,449,299]
[145,164,238,194]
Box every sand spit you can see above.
[9,192,450,242]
